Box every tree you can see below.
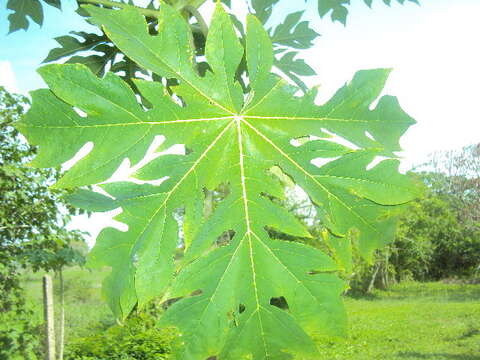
[394,171,480,280]
[0,86,85,359]
[349,170,480,292]
[423,144,480,225]
[12,1,422,359]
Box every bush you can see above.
[65,308,176,360]
[394,189,480,280]
[0,308,41,360]
[346,183,480,294]
[0,264,41,360]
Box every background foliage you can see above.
[0,86,85,359]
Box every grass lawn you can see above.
[319,282,480,359]
[22,269,480,359]
[21,266,114,342]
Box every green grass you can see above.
[22,269,480,359]
[318,281,480,359]
[21,266,114,342]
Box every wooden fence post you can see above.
[58,269,65,360]
[43,274,56,360]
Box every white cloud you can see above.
[0,61,20,94]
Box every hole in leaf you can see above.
[161,289,203,310]
[203,182,231,219]
[321,128,360,150]
[268,165,295,188]
[203,188,215,218]
[73,107,87,118]
[190,289,203,296]
[85,207,127,243]
[184,146,193,155]
[311,156,340,168]
[265,226,310,242]
[366,156,387,171]
[364,130,375,141]
[285,185,318,228]
[161,296,182,310]
[61,141,93,171]
[172,93,184,107]
[216,230,235,247]
[214,182,231,200]
[270,296,289,311]
[290,136,311,147]
[173,207,185,251]
[238,303,246,314]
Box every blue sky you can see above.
[1,0,479,242]
[0,1,97,92]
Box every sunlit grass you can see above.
[318,281,480,359]
[22,269,480,359]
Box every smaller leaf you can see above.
[317,0,350,26]
[43,32,106,63]
[271,11,319,50]
[42,0,61,10]
[251,0,281,23]
[274,51,315,92]
[318,0,421,25]
[7,0,43,33]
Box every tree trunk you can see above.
[367,263,380,293]
[43,275,56,360]
[383,249,390,289]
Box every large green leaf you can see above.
[16,4,420,359]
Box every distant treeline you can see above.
[350,144,480,292]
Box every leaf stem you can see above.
[77,0,161,18]
[184,5,209,38]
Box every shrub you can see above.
[0,265,41,360]
[65,309,176,360]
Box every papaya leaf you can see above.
[271,11,319,50]
[6,0,62,33]
[16,3,420,359]
[43,31,106,63]
[251,0,281,23]
[317,0,420,25]
[273,51,315,92]
[43,0,61,9]
[6,0,43,33]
